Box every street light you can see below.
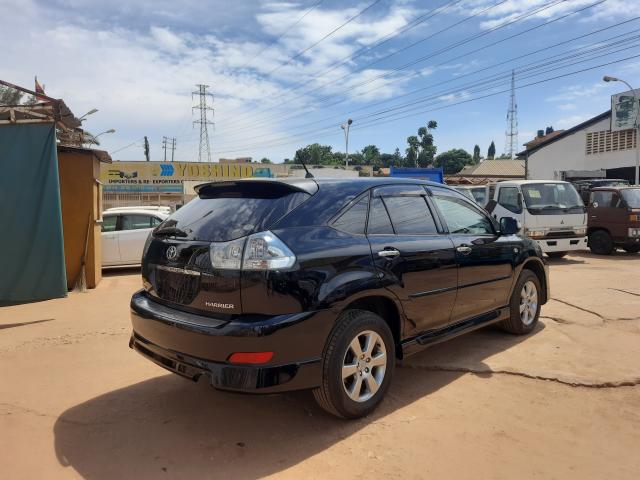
[341,118,353,167]
[94,128,116,139]
[603,75,639,185]
[78,108,98,122]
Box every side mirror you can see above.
[500,217,519,235]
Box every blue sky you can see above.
[2,0,638,162]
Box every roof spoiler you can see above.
[194,179,318,198]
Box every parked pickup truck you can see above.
[486,180,587,258]
[587,186,640,254]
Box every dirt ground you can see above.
[1,252,639,480]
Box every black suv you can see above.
[130,178,548,418]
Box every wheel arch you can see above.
[341,295,403,359]
[521,258,548,304]
[587,226,610,236]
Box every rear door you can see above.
[589,190,626,239]
[430,187,516,322]
[142,181,314,316]
[366,185,457,336]
[101,214,120,266]
[118,214,157,264]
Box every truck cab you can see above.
[487,180,587,258]
[587,186,640,255]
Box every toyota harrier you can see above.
[130,178,548,418]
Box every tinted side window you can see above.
[367,197,394,234]
[151,216,164,226]
[121,214,153,230]
[332,196,368,234]
[433,195,494,235]
[383,196,437,235]
[498,187,522,213]
[102,215,117,232]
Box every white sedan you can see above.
[101,208,168,267]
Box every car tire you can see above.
[623,245,640,254]
[313,309,395,419]
[546,251,567,259]
[589,230,614,255]
[499,270,541,335]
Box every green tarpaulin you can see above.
[0,123,67,303]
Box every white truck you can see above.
[486,180,587,258]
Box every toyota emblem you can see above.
[166,246,178,260]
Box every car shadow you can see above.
[53,322,544,479]
[101,267,141,277]
[545,257,585,265]
[572,251,640,261]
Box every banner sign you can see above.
[611,89,640,132]
[100,161,274,193]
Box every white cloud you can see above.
[546,82,607,102]
[461,0,634,30]
[555,114,590,128]
[1,0,418,161]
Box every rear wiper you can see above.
[154,226,188,237]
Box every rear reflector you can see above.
[228,352,274,365]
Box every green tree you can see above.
[405,135,420,166]
[487,141,496,160]
[434,148,473,174]
[361,144,381,166]
[0,85,24,105]
[260,157,272,164]
[408,120,437,168]
[294,143,333,165]
[472,144,481,164]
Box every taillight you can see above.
[242,231,296,270]
[209,231,296,271]
[228,352,274,364]
[629,213,640,222]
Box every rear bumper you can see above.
[130,290,332,393]
[535,236,587,253]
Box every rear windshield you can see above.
[622,189,640,208]
[158,184,310,241]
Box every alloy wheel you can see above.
[342,330,387,403]
[519,280,538,326]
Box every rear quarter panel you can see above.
[240,226,380,315]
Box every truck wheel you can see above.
[546,251,567,259]
[623,245,640,254]
[313,309,395,419]
[499,270,541,335]
[589,230,614,255]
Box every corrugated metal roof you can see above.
[457,159,524,177]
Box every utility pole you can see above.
[192,84,214,162]
[504,70,519,159]
[162,136,176,162]
[144,136,150,161]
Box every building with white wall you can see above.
[522,110,637,182]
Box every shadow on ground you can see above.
[101,267,141,278]
[53,322,543,479]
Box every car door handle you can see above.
[456,246,472,255]
[378,248,400,258]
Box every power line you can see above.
[220,0,574,135]
[221,0,624,144]
[221,0,497,130]
[236,0,324,71]
[264,0,384,77]
[213,53,640,155]
[192,84,214,162]
[213,28,640,150]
